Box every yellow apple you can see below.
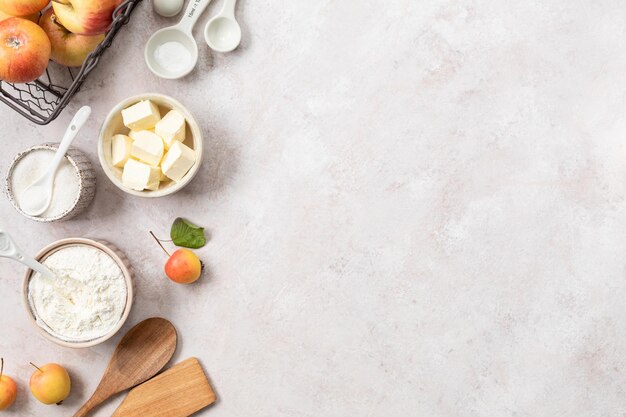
[29,363,71,405]
[39,8,104,67]
[0,359,17,411]
[0,17,51,83]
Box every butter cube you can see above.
[161,141,196,182]
[121,100,161,130]
[122,159,161,191]
[155,110,186,149]
[111,134,133,168]
[146,168,162,191]
[128,129,154,141]
[130,130,164,167]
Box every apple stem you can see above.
[29,362,42,372]
[150,231,171,257]
[0,358,3,378]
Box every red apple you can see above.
[0,9,38,23]
[165,249,202,284]
[0,0,48,17]
[51,0,118,35]
[0,17,50,83]
[150,232,203,284]
[39,8,104,67]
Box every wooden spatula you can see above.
[72,317,178,417]
[111,357,217,417]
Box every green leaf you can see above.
[170,218,206,249]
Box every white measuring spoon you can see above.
[0,229,81,327]
[204,0,241,52]
[18,106,91,217]
[0,229,56,281]
[145,0,213,79]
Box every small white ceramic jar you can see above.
[5,143,96,222]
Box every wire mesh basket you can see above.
[0,0,143,125]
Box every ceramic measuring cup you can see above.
[145,0,213,79]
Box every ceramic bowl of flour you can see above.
[22,238,134,349]
[5,143,96,223]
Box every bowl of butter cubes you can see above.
[98,93,203,197]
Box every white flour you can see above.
[11,149,80,219]
[28,245,127,342]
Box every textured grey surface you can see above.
[0,0,625,416]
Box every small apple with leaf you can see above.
[151,218,206,284]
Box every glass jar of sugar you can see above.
[5,144,96,222]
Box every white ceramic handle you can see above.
[45,106,91,179]
[177,0,212,33]
[0,230,53,278]
[219,0,237,18]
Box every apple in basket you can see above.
[0,17,50,83]
[39,9,104,67]
[0,9,38,23]
[52,0,120,35]
[0,0,48,17]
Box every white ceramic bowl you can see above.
[5,143,96,223]
[98,93,203,197]
[22,238,134,349]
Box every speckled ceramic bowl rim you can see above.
[5,144,89,223]
[22,238,134,349]
[97,93,204,198]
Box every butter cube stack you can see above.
[113,99,196,192]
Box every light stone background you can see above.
[0,0,625,416]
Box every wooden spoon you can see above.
[72,317,177,417]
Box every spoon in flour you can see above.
[0,229,57,282]
[0,229,64,328]
[145,0,213,79]
[0,228,81,307]
[18,106,91,217]
[204,0,241,52]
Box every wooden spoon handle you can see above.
[72,404,93,417]
[72,393,106,417]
